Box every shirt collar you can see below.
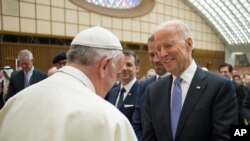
[173,60,197,84]
[58,66,96,94]
[121,77,136,92]
[24,66,34,75]
[159,72,170,78]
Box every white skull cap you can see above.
[71,26,122,50]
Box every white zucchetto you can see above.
[71,26,122,50]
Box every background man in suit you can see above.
[105,50,140,123]
[219,63,247,124]
[143,20,237,141]
[132,35,168,141]
[0,26,137,141]
[6,49,47,101]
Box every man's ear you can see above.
[136,65,140,73]
[185,37,193,51]
[99,56,112,78]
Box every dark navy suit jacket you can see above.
[243,87,250,123]
[132,76,157,141]
[6,69,47,101]
[105,81,140,123]
[143,67,238,141]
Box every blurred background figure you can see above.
[47,67,57,77]
[0,70,4,108]
[52,52,67,69]
[0,66,13,109]
[243,73,250,124]
[6,49,47,101]
[47,52,67,76]
[146,68,156,79]
[233,74,244,85]
[219,63,247,124]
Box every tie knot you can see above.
[121,87,126,93]
[175,77,182,84]
[157,76,161,81]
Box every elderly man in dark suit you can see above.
[143,20,237,141]
[105,50,140,123]
[6,49,47,101]
[132,35,168,141]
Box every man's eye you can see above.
[164,45,172,48]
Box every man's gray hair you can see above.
[18,49,33,60]
[148,34,154,43]
[156,20,192,40]
[67,45,122,68]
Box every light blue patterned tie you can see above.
[24,72,29,88]
[171,77,182,139]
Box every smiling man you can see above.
[143,20,237,141]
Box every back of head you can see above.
[52,52,66,64]
[67,26,124,97]
[67,26,123,67]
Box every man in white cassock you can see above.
[0,26,137,141]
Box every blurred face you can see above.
[233,76,242,85]
[0,71,3,78]
[55,60,66,69]
[148,41,166,76]
[155,26,193,76]
[219,66,232,79]
[244,75,250,87]
[2,71,10,79]
[119,55,139,85]
[147,69,156,78]
[19,57,33,72]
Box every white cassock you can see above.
[0,66,137,141]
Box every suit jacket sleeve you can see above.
[143,87,157,141]
[212,80,238,140]
[6,75,16,101]
[235,84,247,124]
[132,84,143,141]
[243,88,250,123]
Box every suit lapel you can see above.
[30,69,36,85]
[157,76,173,138]
[106,85,120,105]
[175,67,207,139]
[21,71,25,88]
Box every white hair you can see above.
[155,20,192,40]
[67,45,122,69]
[18,49,33,60]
